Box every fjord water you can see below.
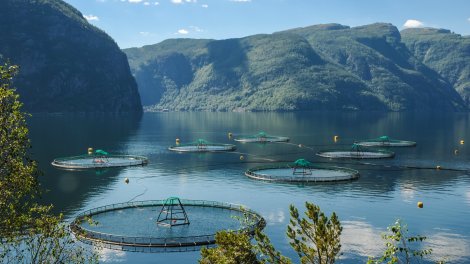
[29,112,470,263]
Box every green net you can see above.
[294,159,312,168]
[95,149,109,156]
[379,136,390,141]
[256,131,267,138]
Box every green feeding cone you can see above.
[351,143,364,152]
[95,149,109,156]
[196,139,209,145]
[294,158,312,168]
[164,197,181,205]
[379,136,390,142]
[292,158,313,175]
[256,131,267,138]
[156,197,190,227]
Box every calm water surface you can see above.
[28,112,470,263]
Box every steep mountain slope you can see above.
[124,23,467,112]
[287,23,464,111]
[401,28,470,105]
[0,0,142,113]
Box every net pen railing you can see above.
[169,144,236,151]
[316,148,395,158]
[356,139,417,147]
[52,155,148,168]
[245,163,360,182]
[70,200,264,248]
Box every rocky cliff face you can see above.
[0,0,142,113]
[124,23,466,112]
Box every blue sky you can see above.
[64,0,470,49]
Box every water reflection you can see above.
[28,114,141,214]
[26,112,470,263]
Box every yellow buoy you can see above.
[460,140,465,145]
[240,155,244,160]
[334,135,339,142]
[176,138,180,145]
[454,149,459,155]
[88,147,93,155]
[228,132,233,138]
[417,201,423,208]
[436,165,442,170]
[124,178,129,184]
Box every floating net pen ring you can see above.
[70,199,265,252]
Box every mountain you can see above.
[401,28,470,105]
[124,23,466,112]
[0,0,142,113]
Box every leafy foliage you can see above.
[287,202,342,264]
[367,220,435,264]
[0,63,97,263]
[200,202,342,264]
[0,63,39,237]
[200,231,261,264]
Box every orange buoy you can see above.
[417,201,423,208]
[334,135,339,142]
[88,147,93,155]
[176,138,180,145]
[460,140,465,145]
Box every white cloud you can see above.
[171,0,197,4]
[83,14,99,21]
[189,25,203,32]
[341,221,384,257]
[96,247,126,262]
[426,232,470,262]
[154,1,160,5]
[262,210,285,225]
[468,18,470,22]
[201,4,208,8]
[177,29,189,34]
[143,1,150,5]
[403,19,424,28]
[128,0,143,3]
[139,31,151,36]
[230,0,251,2]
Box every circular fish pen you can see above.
[51,149,148,169]
[234,131,290,143]
[245,159,359,182]
[356,136,416,147]
[316,144,395,159]
[168,139,236,152]
[70,198,265,253]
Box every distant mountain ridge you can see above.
[124,23,468,112]
[0,0,142,113]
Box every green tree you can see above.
[199,202,342,264]
[0,63,97,263]
[287,202,342,264]
[200,231,261,264]
[367,220,435,264]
